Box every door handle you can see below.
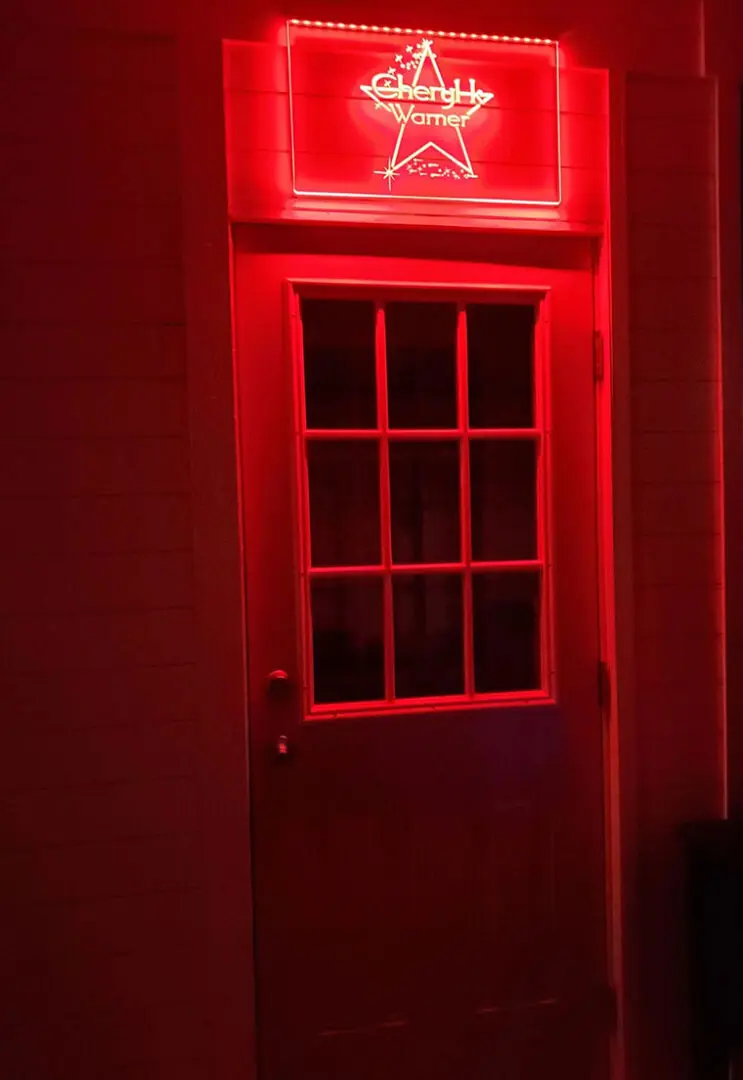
[267,669,292,694]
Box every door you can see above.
[235,239,610,1080]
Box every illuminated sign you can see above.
[286,21,561,206]
[360,38,494,187]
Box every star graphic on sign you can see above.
[360,38,494,188]
[379,157,399,189]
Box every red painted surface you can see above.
[224,33,606,228]
[623,73,725,1080]
[0,4,741,1080]
[285,23,560,205]
[235,238,609,1079]
[226,40,610,1073]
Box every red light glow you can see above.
[286,21,561,207]
[287,19,556,45]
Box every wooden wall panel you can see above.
[2,772,200,848]
[0,493,192,555]
[1,4,742,1080]
[1,609,197,670]
[0,436,191,495]
[0,380,188,438]
[0,83,176,145]
[625,73,724,1080]
[0,0,707,73]
[0,137,180,205]
[0,551,194,613]
[0,200,183,263]
[0,28,206,1080]
[0,323,186,379]
[1,663,198,730]
[0,263,184,323]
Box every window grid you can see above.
[375,303,395,702]
[295,290,550,717]
[457,307,475,697]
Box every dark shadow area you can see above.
[682,820,743,1080]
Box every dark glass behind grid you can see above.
[303,298,541,705]
[301,298,377,429]
[467,303,535,428]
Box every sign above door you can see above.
[286,21,561,206]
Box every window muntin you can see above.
[296,291,550,716]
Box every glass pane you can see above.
[470,440,538,562]
[311,577,384,704]
[473,572,542,693]
[467,304,535,429]
[390,441,460,565]
[301,298,377,429]
[386,302,458,429]
[308,441,380,567]
[393,575,464,698]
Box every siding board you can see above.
[1,832,199,904]
[0,551,194,613]
[0,323,186,379]
[0,79,178,145]
[0,200,182,263]
[0,136,180,204]
[0,493,192,554]
[1,775,200,849]
[1,663,198,730]
[1,31,177,86]
[0,23,211,1080]
[0,263,184,323]
[1,718,198,794]
[0,379,188,438]
[0,609,197,671]
[0,437,191,495]
[625,72,723,1080]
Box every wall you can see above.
[0,3,741,1080]
[0,30,210,1080]
[625,73,723,1080]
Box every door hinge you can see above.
[598,659,611,717]
[593,330,605,382]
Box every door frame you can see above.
[178,38,631,1080]
[241,245,613,1080]
[241,240,616,1064]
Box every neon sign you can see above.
[286,21,561,206]
[360,38,494,187]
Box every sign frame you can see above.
[286,19,562,208]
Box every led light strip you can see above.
[286,18,561,206]
[287,18,555,46]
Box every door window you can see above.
[295,291,551,715]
